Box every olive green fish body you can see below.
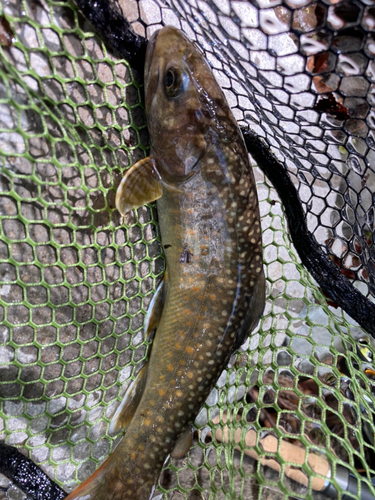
[66,26,264,500]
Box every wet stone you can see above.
[97,320,114,339]
[77,460,96,482]
[20,365,42,382]
[40,344,60,364]
[50,414,69,431]
[75,304,93,323]
[19,265,41,284]
[70,409,87,427]
[83,357,100,376]
[23,383,44,400]
[0,325,9,343]
[0,382,21,398]
[43,363,64,380]
[32,306,52,325]
[49,286,69,305]
[63,360,83,379]
[84,373,102,392]
[43,266,64,285]
[55,305,74,325]
[36,326,57,346]
[65,377,84,395]
[17,345,38,364]
[6,305,29,325]
[6,486,27,500]
[11,242,33,262]
[0,262,16,281]
[26,285,48,305]
[2,219,26,240]
[73,441,92,462]
[0,365,19,382]
[79,322,96,341]
[70,285,89,304]
[0,474,11,488]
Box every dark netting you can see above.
[0,0,374,499]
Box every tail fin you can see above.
[65,458,112,500]
[65,446,158,500]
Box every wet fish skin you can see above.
[66,26,265,500]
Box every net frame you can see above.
[0,0,374,499]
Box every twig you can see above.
[210,413,329,492]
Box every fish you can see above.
[65,25,265,500]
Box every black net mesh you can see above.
[0,0,374,499]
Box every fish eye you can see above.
[164,66,187,98]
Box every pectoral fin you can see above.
[144,278,166,339]
[171,426,193,458]
[115,157,163,215]
[109,363,148,435]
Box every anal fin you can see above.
[171,426,193,458]
[109,363,148,435]
[109,278,166,435]
[115,157,163,215]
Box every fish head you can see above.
[144,26,233,182]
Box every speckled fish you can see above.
[66,26,265,500]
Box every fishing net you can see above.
[0,0,374,499]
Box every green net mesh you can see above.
[0,0,374,499]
